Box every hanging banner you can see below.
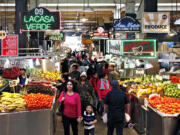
[106,40,121,55]
[21,7,61,32]
[122,39,156,58]
[142,12,170,33]
[2,35,18,56]
[113,16,141,32]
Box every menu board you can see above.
[2,35,18,56]
[121,39,156,58]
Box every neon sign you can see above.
[113,16,141,32]
[21,7,61,32]
[121,39,156,58]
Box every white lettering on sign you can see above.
[35,8,44,15]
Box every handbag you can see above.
[57,91,65,116]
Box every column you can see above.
[15,0,27,50]
[144,0,158,38]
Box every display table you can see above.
[146,105,178,135]
[129,94,145,134]
[0,108,55,135]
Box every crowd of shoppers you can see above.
[58,51,130,135]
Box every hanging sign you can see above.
[0,31,6,39]
[121,39,156,58]
[113,16,141,32]
[142,12,170,33]
[106,40,121,55]
[21,7,61,32]
[1,35,18,56]
[93,27,108,39]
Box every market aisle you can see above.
[55,116,138,135]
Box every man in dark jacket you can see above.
[104,80,130,135]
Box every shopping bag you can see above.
[102,113,108,123]
[125,113,131,122]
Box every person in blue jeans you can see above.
[83,104,97,135]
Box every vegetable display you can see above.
[24,93,54,111]
[164,84,180,98]
[147,96,180,114]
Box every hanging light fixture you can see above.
[81,0,88,22]
[84,0,94,12]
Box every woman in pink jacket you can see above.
[59,80,82,135]
[97,73,112,117]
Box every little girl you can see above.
[83,104,97,135]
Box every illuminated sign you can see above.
[142,12,170,33]
[106,40,121,55]
[49,33,64,41]
[21,7,61,32]
[93,27,108,39]
[121,39,156,58]
[113,16,141,32]
[1,35,18,56]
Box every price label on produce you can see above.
[178,84,180,90]
[159,68,166,73]
[162,75,170,80]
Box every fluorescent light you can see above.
[0,3,15,6]
[81,17,88,22]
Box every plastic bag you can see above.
[102,113,107,123]
[125,113,131,122]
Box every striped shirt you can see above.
[83,111,96,129]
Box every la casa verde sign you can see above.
[21,7,61,32]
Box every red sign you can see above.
[93,32,108,37]
[2,35,18,56]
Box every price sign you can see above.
[2,35,18,56]
[160,68,166,73]
[162,75,170,80]
[136,69,145,75]
[178,84,180,89]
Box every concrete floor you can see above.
[55,116,138,135]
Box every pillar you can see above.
[144,0,158,38]
[15,0,27,49]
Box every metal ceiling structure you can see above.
[0,0,180,32]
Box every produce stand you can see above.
[129,94,145,134]
[146,105,178,135]
[0,108,55,135]
[0,94,56,135]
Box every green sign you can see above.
[21,7,61,32]
[121,39,157,58]
[49,33,64,41]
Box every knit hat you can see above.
[80,72,87,77]
[111,80,119,89]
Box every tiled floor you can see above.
[55,116,139,135]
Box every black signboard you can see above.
[113,16,141,32]
[21,7,61,32]
[122,39,156,58]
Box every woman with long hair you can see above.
[58,80,82,135]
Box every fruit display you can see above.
[27,81,56,96]
[2,67,21,79]
[24,93,54,111]
[163,84,180,98]
[0,77,7,89]
[147,96,180,114]
[30,69,61,82]
[129,83,164,98]
[41,71,61,82]
[0,92,26,112]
